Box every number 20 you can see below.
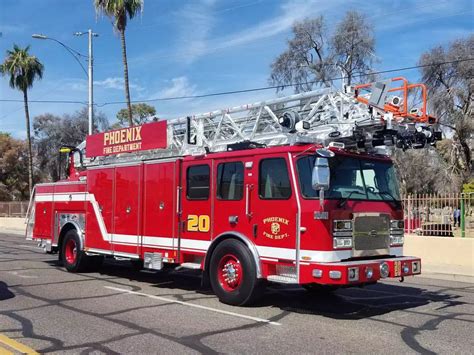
[187,215,210,232]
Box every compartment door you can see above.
[142,161,178,252]
[113,165,141,256]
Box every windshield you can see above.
[297,155,401,201]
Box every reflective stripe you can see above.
[256,245,351,262]
[35,193,394,263]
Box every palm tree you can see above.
[0,45,44,193]
[94,0,143,127]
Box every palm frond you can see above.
[0,44,44,92]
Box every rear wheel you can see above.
[61,230,100,272]
[209,239,264,306]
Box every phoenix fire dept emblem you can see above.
[262,216,290,240]
[271,222,280,235]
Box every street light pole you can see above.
[75,30,99,135]
[33,31,98,136]
[88,29,93,136]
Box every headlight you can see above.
[380,262,389,278]
[390,220,404,230]
[334,220,352,231]
[333,237,352,249]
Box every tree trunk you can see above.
[120,28,133,127]
[23,89,33,194]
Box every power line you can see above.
[96,57,474,106]
[0,57,472,107]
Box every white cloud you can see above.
[132,0,343,64]
[94,77,144,92]
[61,77,144,93]
[173,0,217,63]
[154,76,197,99]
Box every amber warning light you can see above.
[86,121,167,157]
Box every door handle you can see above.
[245,184,254,218]
[176,186,182,215]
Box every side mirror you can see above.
[312,157,330,210]
[312,157,330,191]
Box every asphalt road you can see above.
[1,232,473,354]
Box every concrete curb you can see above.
[416,271,474,284]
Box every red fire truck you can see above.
[26,78,439,305]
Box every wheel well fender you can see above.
[204,232,262,278]
[58,222,84,252]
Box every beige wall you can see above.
[404,235,474,277]
[0,217,26,232]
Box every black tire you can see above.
[61,229,90,272]
[209,239,265,306]
[302,283,339,294]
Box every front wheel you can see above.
[209,239,264,306]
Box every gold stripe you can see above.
[0,334,38,355]
[0,345,14,355]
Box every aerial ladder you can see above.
[81,77,440,166]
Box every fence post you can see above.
[461,193,465,238]
[407,195,411,234]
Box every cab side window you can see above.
[259,158,291,199]
[217,162,244,200]
[187,165,210,200]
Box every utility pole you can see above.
[88,29,94,135]
[75,30,99,135]
[33,30,98,135]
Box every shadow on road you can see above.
[0,281,15,301]
[42,258,464,321]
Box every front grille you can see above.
[353,214,390,251]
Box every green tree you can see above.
[94,0,143,127]
[463,179,474,193]
[419,35,474,188]
[115,103,156,127]
[34,108,109,182]
[0,45,44,193]
[0,133,29,200]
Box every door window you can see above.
[187,165,210,200]
[259,158,291,199]
[217,162,244,200]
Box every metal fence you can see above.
[0,201,29,218]
[402,193,474,238]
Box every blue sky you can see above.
[0,0,472,138]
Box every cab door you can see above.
[212,159,253,239]
[251,154,298,262]
[180,161,212,256]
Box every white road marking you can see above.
[105,286,281,326]
[18,244,40,249]
[8,271,38,279]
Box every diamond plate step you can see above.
[267,274,298,284]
